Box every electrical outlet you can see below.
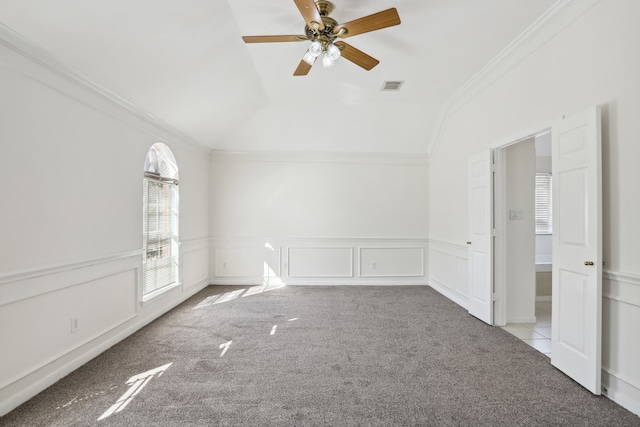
[70,318,79,333]
[371,262,377,270]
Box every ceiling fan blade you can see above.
[334,42,379,70]
[294,58,314,76]
[334,8,401,38]
[242,35,307,43]
[294,0,325,31]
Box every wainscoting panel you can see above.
[428,240,469,308]
[0,255,139,391]
[602,271,640,415]
[210,238,428,286]
[455,256,470,297]
[180,238,210,291]
[430,248,455,286]
[214,245,281,279]
[288,247,353,278]
[359,247,424,277]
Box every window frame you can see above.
[142,144,180,303]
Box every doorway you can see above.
[494,130,553,356]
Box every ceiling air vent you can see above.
[382,80,404,91]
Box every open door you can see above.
[551,106,602,394]
[468,150,494,325]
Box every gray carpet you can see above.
[2,285,638,426]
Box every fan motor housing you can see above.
[305,16,338,40]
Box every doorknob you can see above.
[467,241,472,245]
[584,261,594,266]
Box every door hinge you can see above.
[492,228,497,237]
[492,293,498,302]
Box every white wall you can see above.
[427,0,640,415]
[0,29,210,415]
[210,152,429,285]
[505,138,536,323]
[216,103,440,155]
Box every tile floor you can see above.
[502,300,552,357]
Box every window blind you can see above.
[143,176,178,298]
[535,173,552,234]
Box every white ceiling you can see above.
[0,0,557,154]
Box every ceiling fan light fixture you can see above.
[326,43,341,61]
[302,50,316,65]
[322,42,341,67]
[309,40,323,57]
[322,52,335,68]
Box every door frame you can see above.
[493,126,551,327]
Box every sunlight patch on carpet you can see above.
[193,289,245,309]
[219,340,233,357]
[192,260,286,310]
[97,363,172,421]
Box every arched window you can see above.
[142,143,179,301]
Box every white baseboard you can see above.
[428,279,468,310]
[602,370,640,417]
[209,279,429,287]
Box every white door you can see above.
[551,106,602,394]
[468,150,494,325]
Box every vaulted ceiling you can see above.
[0,0,556,154]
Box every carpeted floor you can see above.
[2,285,639,426]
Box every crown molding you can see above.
[426,0,601,163]
[0,22,211,155]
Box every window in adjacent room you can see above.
[142,143,179,301]
[535,173,552,234]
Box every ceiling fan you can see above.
[242,0,401,76]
